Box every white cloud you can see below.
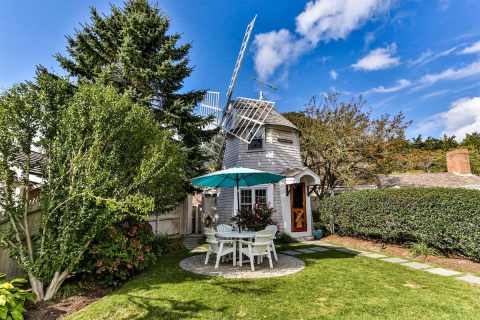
[365,78,410,94]
[414,97,480,141]
[253,29,306,81]
[254,0,394,80]
[408,46,457,67]
[420,89,450,100]
[418,60,480,87]
[329,69,338,80]
[352,43,400,71]
[461,41,480,55]
[443,97,480,140]
[366,60,480,96]
[408,49,433,67]
[295,0,392,44]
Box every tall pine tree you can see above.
[56,0,215,184]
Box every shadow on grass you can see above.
[213,280,276,295]
[126,294,227,320]
[299,250,359,267]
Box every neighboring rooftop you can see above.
[14,151,44,177]
[377,173,480,190]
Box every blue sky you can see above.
[1,0,479,140]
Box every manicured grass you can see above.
[66,246,480,320]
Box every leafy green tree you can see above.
[462,132,480,152]
[411,135,425,149]
[461,132,480,174]
[0,83,185,301]
[55,0,215,186]
[200,134,225,172]
[285,93,409,197]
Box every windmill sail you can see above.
[197,16,273,144]
[196,91,222,128]
[224,15,257,113]
[223,97,274,143]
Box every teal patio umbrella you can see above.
[191,167,285,213]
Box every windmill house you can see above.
[197,16,320,239]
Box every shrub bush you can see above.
[151,234,184,255]
[317,188,480,261]
[409,242,439,258]
[0,273,35,320]
[79,218,156,286]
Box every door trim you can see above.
[290,182,307,232]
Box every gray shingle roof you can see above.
[377,173,480,189]
[264,108,298,130]
[15,151,44,177]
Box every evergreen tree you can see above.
[55,0,215,183]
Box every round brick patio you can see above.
[179,253,305,279]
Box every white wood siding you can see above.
[272,183,284,231]
[216,125,303,225]
[216,188,235,224]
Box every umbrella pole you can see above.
[236,175,240,215]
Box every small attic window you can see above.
[278,138,293,144]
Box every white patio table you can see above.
[216,231,256,267]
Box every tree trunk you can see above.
[44,271,69,301]
[22,152,34,261]
[28,273,44,302]
[29,271,70,301]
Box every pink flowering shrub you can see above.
[79,217,156,286]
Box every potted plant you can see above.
[312,223,325,240]
[231,205,275,231]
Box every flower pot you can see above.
[313,229,324,240]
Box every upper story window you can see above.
[247,128,264,151]
[248,137,263,150]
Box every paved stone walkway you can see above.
[278,242,480,286]
[179,253,304,279]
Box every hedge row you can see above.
[317,188,480,261]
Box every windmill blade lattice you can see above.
[224,15,257,111]
[196,91,222,128]
[223,97,274,144]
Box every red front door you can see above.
[290,182,307,232]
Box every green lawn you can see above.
[66,245,480,320]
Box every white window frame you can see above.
[233,184,274,215]
[247,127,265,152]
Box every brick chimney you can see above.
[446,149,471,174]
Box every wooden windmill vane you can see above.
[196,15,274,144]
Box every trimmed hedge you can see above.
[318,188,480,261]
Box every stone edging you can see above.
[179,253,305,279]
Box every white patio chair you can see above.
[216,224,233,233]
[265,225,278,261]
[204,230,235,269]
[239,230,274,271]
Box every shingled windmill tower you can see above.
[198,16,320,239]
